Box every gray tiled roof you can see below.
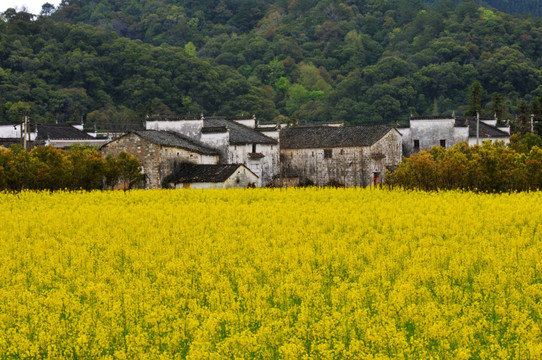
[170,163,252,183]
[411,116,454,120]
[204,119,277,145]
[201,126,228,133]
[133,130,219,155]
[280,125,395,149]
[455,118,509,138]
[36,124,93,140]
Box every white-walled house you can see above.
[280,125,403,187]
[0,122,107,149]
[101,130,220,189]
[166,163,258,189]
[36,124,108,148]
[146,115,279,187]
[398,115,510,156]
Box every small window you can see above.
[413,140,420,149]
[176,152,180,156]
[312,151,314,157]
[340,149,344,155]
[252,144,257,153]
[440,139,446,148]
[324,149,332,159]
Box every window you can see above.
[340,149,344,155]
[324,149,332,159]
[252,144,257,153]
[440,139,446,148]
[413,140,420,149]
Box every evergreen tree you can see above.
[466,81,483,117]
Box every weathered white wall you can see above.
[281,147,366,186]
[0,124,37,140]
[480,119,497,127]
[146,119,203,139]
[280,129,402,187]
[228,143,279,187]
[161,146,219,165]
[223,166,259,188]
[258,129,280,140]
[397,127,411,157]
[199,131,230,162]
[233,118,256,128]
[498,126,511,135]
[402,119,467,156]
[178,182,224,189]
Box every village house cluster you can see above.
[0,114,511,189]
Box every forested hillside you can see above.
[1,0,542,129]
[424,0,542,17]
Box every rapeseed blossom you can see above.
[0,189,541,359]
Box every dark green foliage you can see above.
[424,0,542,17]
[1,0,542,127]
[466,81,483,116]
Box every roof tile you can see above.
[132,130,219,155]
[280,125,394,149]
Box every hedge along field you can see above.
[0,189,541,359]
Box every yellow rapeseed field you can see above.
[0,189,541,359]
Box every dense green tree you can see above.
[1,1,542,127]
[466,81,483,116]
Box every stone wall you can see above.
[101,133,219,189]
[101,133,163,189]
[280,129,402,187]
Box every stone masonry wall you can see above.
[102,133,219,189]
[101,133,163,189]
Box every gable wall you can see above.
[401,119,468,156]
[229,143,279,186]
[101,133,162,189]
